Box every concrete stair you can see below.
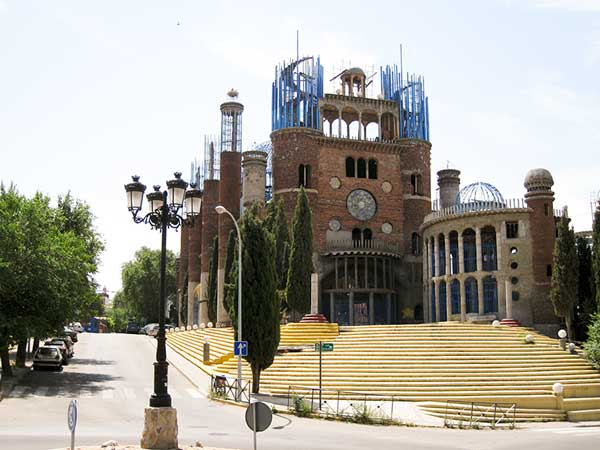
[166,322,600,422]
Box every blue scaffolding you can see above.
[380,65,430,141]
[272,56,324,131]
[252,141,273,201]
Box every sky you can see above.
[1,0,599,295]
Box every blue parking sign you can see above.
[234,340,248,356]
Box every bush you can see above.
[584,313,600,369]
[290,395,312,417]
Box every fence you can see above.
[210,374,252,404]
[443,400,517,429]
[285,385,401,424]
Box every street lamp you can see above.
[125,173,201,408]
[215,204,243,400]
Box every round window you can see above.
[510,261,518,270]
[511,276,519,285]
[510,247,518,255]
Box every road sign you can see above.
[315,342,333,352]
[245,401,272,432]
[234,340,248,357]
[67,400,77,432]
[67,399,77,450]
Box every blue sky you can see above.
[1,0,599,293]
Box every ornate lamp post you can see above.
[125,173,201,408]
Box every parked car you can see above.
[32,347,63,371]
[62,326,78,343]
[140,323,158,335]
[146,324,160,337]
[69,322,84,333]
[126,322,140,334]
[44,340,70,364]
[50,337,74,358]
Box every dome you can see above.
[455,182,505,206]
[524,168,554,192]
[344,67,365,77]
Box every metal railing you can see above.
[210,374,252,404]
[325,239,400,255]
[285,385,400,424]
[426,199,528,222]
[443,400,517,429]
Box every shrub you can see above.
[290,395,312,417]
[584,313,600,369]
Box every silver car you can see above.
[32,347,63,371]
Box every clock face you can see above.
[347,189,376,221]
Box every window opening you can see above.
[368,159,378,179]
[345,157,355,177]
[506,222,519,239]
[357,158,367,178]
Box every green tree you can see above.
[584,313,600,368]
[108,306,129,333]
[0,186,103,374]
[550,209,579,340]
[593,206,600,311]
[205,236,218,324]
[223,229,237,314]
[227,207,279,393]
[285,187,314,320]
[272,199,290,291]
[120,247,177,323]
[575,236,595,340]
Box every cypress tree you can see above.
[273,199,290,291]
[205,235,218,324]
[228,207,279,393]
[575,236,595,340]
[223,229,236,313]
[550,208,579,340]
[285,186,314,320]
[263,199,277,233]
[593,205,600,311]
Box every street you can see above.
[1,332,599,450]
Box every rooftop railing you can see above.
[325,239,400,255]
[425,199,566,222]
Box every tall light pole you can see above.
[215,204,243,400]
[124,173,201,408]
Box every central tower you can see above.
[270,54,432,325]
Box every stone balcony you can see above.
[324,239,401,257]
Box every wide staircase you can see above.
[166,322,600,422]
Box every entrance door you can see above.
[353,293,370,325]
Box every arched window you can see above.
[481,226,497,271]
[450,279,460,314]
[483,276,498,313]
[368,159,378,179]
[430,237,436,277]
[462,229,476,273]
[352,228,362,244]
[465,277,478,313]
[449,231,459,274]
[410,173,422,195]
[411,232,422,256]
[298,164,311,188]
[357,158,367,178]
[345,157,355,177]
[430,282,436,322]
[438,234,446,276]
[439,281,447,321]
[363,228,372,246]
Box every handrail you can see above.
[325,239,400,254]
[444,400,516,429]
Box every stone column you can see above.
[446,278,452,321]
[358,112,362,140]
[496,229,502,270]
[369,292,374,325]
[477,276,484,315]
[378,114,382,139]
[505,279,513,319]
[459,278,466,322]
[445,233,451,277]
[475,226,483,272]
[426,237,432,279]
[199,179,219,325]
[434,280,440,323]
[338,110,342,137]
[458,234,465,274]
[433,237,439,279]
[310,273,319,314]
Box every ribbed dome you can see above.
[344,67,365,77]
[524,168,554,192]
[455,182,505,206]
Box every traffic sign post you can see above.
[315,342,333,410]
[234,340,248,357]
[245,401,272,450]
[67,400,77,450]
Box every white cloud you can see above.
[0,1,6,12]
[585,36,600,66]
[529,0,600,11]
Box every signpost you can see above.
[234,340,248,357]
[67,400,77,450]
[245,401,272,450]
[315,341,334,409]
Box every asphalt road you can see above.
[1,332,599,450]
